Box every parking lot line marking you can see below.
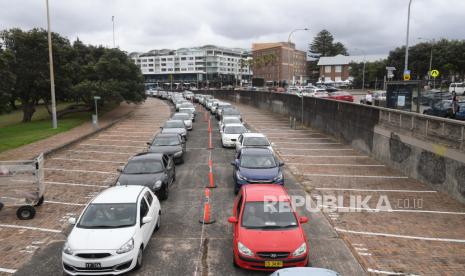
[0,267,17,274]
[90,138,146,143]
[45,200,86,206]
[45,181,109,188]
[278,148,348,151]
[315,188,436,193]
[289,163,384,167]
[105,131,153,134]
[335,227,465,243]
[45,168,118,174]
[367,268,419,276]
[304,173,408,178]
[281,154,369,158]
[79,143,144,149]
[0,224,61,233]
[68,150,133,155]
[319,204,465,215]
[52,158,125,164]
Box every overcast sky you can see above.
[1,0,464,55]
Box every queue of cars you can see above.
[196,94,310,271]
[62,91,195,275]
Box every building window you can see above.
[335,66,342,73]
[149,69,154,72]
[161,68,166,72]
[325,66,332,73]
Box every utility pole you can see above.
[404,0,413,74]
[112,16,115,48]
[46,0,57,129]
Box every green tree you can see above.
[349,60,387,89]
[309,30,347,57]
[0,48,16,113]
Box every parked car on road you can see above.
[423,100,454,118]
[219,116,243,132]
[231,147,284,194]
[228,185,309,270]
[449,82,465,95]
[171,113,193,130]
[328,91,354,102]
[270,267,340,276]
[221,123,248,147]
[62,185,161,275]
[160,120,187,141]
[235,133,272,152]
[220,108,242,121]
[116,152,174,200]
[148,133,185,164]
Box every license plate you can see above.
[264,261,283,268]
[85,263,101,269]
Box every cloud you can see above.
[1,0,464,55]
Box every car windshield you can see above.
[173,114,190,120]
[164,121,185,128]
[240,154,276,168]
[223,118,241,125]
[243,137,270,147]
[123,159,163,174]
[153,136,180,146]
[241,202,297,230]
[223,109,240,115]
[224,126,247,134]
[78,203,137,229]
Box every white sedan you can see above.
[235,132,273,152]
[221,123,248,148]
[62,186,161,275]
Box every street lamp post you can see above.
[112,16,115,48]
[288,28,309,128]
[404,0,414,75]
[418,37,434,87]
[45,0,57,129]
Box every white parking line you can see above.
[79,143,144,149]
[90,138,146,143]
[315,188,436,193]
[335,227,465,243]
[0,268,17,274]
[52,158,125,164]
[45,200,86,206]
[0,224,61,233]
[281,154,369,158]
[68,150,133,155]
[367,268,418,276]
[45,168,117,174]
[289,163,384,167]
[45,181,109,188]
[304,173,408,178]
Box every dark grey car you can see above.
[116,152,175,200]
[148,133,186,164]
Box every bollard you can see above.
[199,188,216,224]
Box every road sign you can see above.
[403,70,411,81]
[94,96,101,100]
[430,69,439,78]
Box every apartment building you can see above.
[251,42,307,86]
[130,45,252,87]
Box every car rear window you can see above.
[243,137,269,147]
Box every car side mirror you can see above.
[146,142,151,146]
[299,216,309,224]
[279,161,285,167]
[142,216,153,224]
[117,166,123,172]
[228,217,238,224]
[68,217,76,225]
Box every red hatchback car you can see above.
[228,185,309,271]
[329,91,354,102]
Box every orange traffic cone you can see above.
[206,159,217,188]
[199,189,215,224]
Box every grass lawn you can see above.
[0,103,118,153]
[0,102,75,128]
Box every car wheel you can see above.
[35,196,44,207]
[16,206,36,220]
[155,213,161,231]
[159,184,169,201]
[134,247,143,270]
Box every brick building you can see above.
[252,42,307,86]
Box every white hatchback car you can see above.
[62,186,161,275]
[235,132,273,152]
[219,116,243,132]
[221,123,248,147]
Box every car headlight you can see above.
[291,243,307,257]
[174,150,183,157]
[153,180,162,189]
[63,241,74,255]
[238,241,253,256]
[116,238,134,254]
[273,172,283,182]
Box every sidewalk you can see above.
[0,102,138,161]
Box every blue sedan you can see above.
[231,148,284,194]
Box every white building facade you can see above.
[130,45,252,88]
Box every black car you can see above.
[148,133,186,164]
[423,100,454,118]
[116,152,175,200]
[415,91,452,106]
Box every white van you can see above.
[449,83,465,95]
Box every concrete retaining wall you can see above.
[200,90,465,203]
